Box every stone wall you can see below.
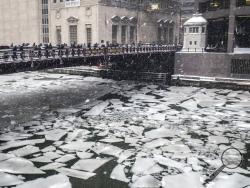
[0,0,41,45]
[174,52,250,78]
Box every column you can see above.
[227,0,236,53]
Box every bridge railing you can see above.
[0,45,181,63]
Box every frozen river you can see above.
[0,72,249,188]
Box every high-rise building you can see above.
[0,0,181,46]
[197,0,250,53]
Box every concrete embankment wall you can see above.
[174,52,250,78]
[172,52,250,90]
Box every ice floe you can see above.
[131,158,163,175]
[0,139,45,151]
[0,172,24,186]
[208,173,250,188]
[110,164,129,183]
[131,175,161,188]
[56,167,96,180]
[0,157,45,174]
[162,172,203,188]
[40,162,66,171]
[9,145,40,157]
[85,101,110,116]
[15,174,71,188]
[71,158,112,172]
[76,152,94,159]
[144,128,176,139]
[55,154,75,163]
[60,141,95,152]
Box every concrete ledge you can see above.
[172,74,250,90]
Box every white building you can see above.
[182,14,207,52]
[0,0,181,46]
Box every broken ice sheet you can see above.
[0,172,24,186]
[76,152,94,159]
[92,143,123,157]
[161,172,203,188]
[154,155,185,171]
[0,132,32,141]
[0,139,45,151]
[84,101,110,116]
[55,154,75,163]
[143,138,170,149]
[0,153,15,162]
[207,173,250,188]
[208,136,229,144]
[162,142,191,154]
[40,162,66,171]
[41,145,56,153]
[110,164,129,183]
[100,137,124,143]
[60,141,95,152]
[9,145,40,157]
[117,150,135,163]
[71,158,112,172]
[0,157,45,174]
[30,156,53,163]
[56,167,96,180]
[15,174,71,188]
[131,175,161,188]
[40,129,67,141]
[131,158,163,175]
[43,152,62,160]
[144,128,176,139]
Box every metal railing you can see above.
[0,45,180,63]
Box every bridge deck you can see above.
[0,46,179,75]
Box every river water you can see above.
[0,71,249,188]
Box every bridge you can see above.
[0,45,180,83]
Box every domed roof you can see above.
[184,14,207,26]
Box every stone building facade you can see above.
[0,0,181,46]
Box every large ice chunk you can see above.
[40,162,66,171]
[9,145,40,157]
[85,101,109,116]
[92,143,123,157]
[131,158,163,175]
[131,175,161,188]
[56,167,96,180]
[154,155,185,171]
[15,174,71,188]
[110,164,129,183]
[208,173,250,188]
[0,139,45,151]
[162,172,203,188]
[0,157,45,174]
[60,141,95,152]
[0,172,24,186]
[71,158,112,172]
[144,128,176,139]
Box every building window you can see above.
[86,24,92,45]
[130,26,136,43]
[190,41,192,45]
[194,41,197,45]
[112,25,118,43]
[56,26,62,44]
[65,0,80,7]
[69,25,77,44]
[189,27,199,33]
[169,27,174,44]
[202,27,206,33]
[41,0,49,43]
[121,25,127,44]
